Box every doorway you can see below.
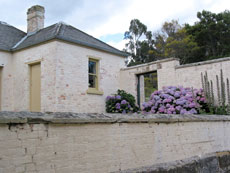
[137,71,158,106]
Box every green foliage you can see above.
[117,90,137,109]
[125,19,201,66]
[125,10,230,66]
[164,28,200,64]
[105,90,139,113]
[186,10,230,61]
[201,70,230,115]
[144,73,158,101]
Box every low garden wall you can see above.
[1,112,230,173]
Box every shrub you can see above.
[106,90,139,113]
[142,86,208,114]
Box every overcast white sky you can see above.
[0,0,229,50]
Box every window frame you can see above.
[87,56,103,95]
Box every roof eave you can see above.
[0,48,11,52]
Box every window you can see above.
[87,58,103,95]
[88,59,98,89]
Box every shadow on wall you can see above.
[117,151,230,173]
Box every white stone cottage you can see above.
[1,5,230,113]
[0,5,128,113]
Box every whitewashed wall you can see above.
[175,58,230,88]
[54,41,125,113]
[0,112,230,173]
[121,57,230,103]
[0,41,125,113]
[11,41,58,112]
[0,51,14,110]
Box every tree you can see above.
[124,19,147,64]
[164,28,200,64]
[152,20,197,62]
[124,19,195,66]
[161,20,182,38]
[185,10,230,61]
[124,19,159,66]
[124,10,230,66]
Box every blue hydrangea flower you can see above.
[106,96,111,101]
[115,103,121,110]
[121,100,127,105]
[116,95,121,100]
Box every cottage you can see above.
[0,5,128,113]
[2,5,230,114]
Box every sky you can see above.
[0,0,229,50]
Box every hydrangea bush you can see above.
[142,86,208,114]
[106,90,139,113]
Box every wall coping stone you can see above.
[120,56,230,72]
[176,56,230,69]
[120,58,179,71]
[0,111,230,124]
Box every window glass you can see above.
[89,75,96,88]
[89,61,96,74]
[88,59,98,89]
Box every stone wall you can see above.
[1,112,230,173]
[54,41,125,113]
[120,57,230,104]
[120,58,180,101]
[12,41,58,112]
[175,57,230,89]
[0,40,125,113]
[0,51,14,111]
